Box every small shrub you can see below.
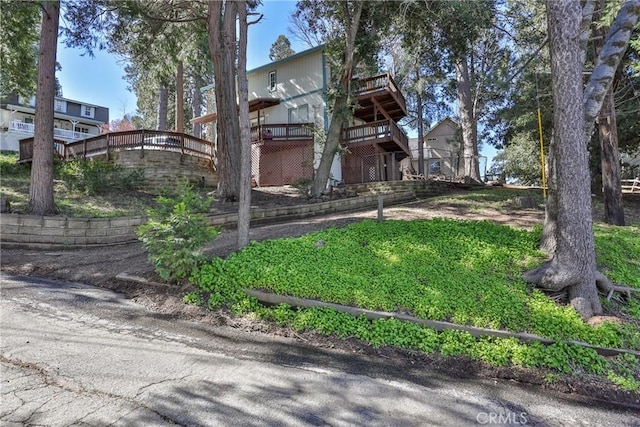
[138,180,218,282]
[0,151,30,177]
[291,177,313,196]
[58,159,144,195]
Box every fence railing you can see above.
[250,123,314,142]
[622,178,640,193]
[10,120,94,140]
[19,130,216,165]
[341,119,408,148]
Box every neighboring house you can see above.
[0,94,109,152]
[191,45,410,186]
[408,117,460,178]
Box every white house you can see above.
[408,117,461,178]
[192,45,411,186]
[0,94,109,152]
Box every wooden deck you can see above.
[250,123,314,146]
[18,130,215,163]
[353,73,407,123]
[341,119,410,155]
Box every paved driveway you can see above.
[1,273,638,426]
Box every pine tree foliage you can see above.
[269,34,295,61]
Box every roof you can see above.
[425,117,459,135]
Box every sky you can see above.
[55,0,496,166]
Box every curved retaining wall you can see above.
[112,149,218,189]
[0,180,454,249]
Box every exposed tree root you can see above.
[524,263,639,303]
[595,272,640,301]
[522,260,580,292]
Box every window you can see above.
[18,96,36,106]
[429,160,441,174]
[54,99,67,113]
[288,104,309,124]
[288,107,297,123]
[77,126,89,134]
[268,70,277,92]
[298,104,309,123]
[81,105,95,118]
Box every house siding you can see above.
[0,95,109,151]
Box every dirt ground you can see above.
[2,188,640,409]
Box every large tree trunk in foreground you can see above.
[523,0,601,319]
[529,0,639,319]
[208,0,241,201]
[455,57,480,181]
[28,1,59,216]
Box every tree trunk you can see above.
[157,85,168,131]
[524,0,601,319]
[208,0,241,201]
[416,68,425,176]
[583,0,640,126]
[593,1,625,226]
[237,1,251,250]
[540,134,557,255]
[175,61,184,134]
[312,92,349,197]
[455,57,480,181]
[311,1,363,198]
[598,86,625,225]
[192,74,203,138]
[28,1,59,216]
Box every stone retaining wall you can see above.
[112,149,218,189]
[0,215,146,249]
[0,180,454,249]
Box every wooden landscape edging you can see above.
[244,289,640,358]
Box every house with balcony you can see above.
[191,44,410,186]
[0,94,109,152]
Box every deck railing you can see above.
[19,130,216,164]
[353,73,407,113]
[250,123,314,142]
[10,120,94,140]
[341,119,408,148]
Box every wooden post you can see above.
[377,194,384,222]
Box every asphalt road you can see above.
[1,273,638,426]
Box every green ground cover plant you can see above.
[190,216,640,390]
[0,151,156,217]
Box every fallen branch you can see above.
[244,289,640,358]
